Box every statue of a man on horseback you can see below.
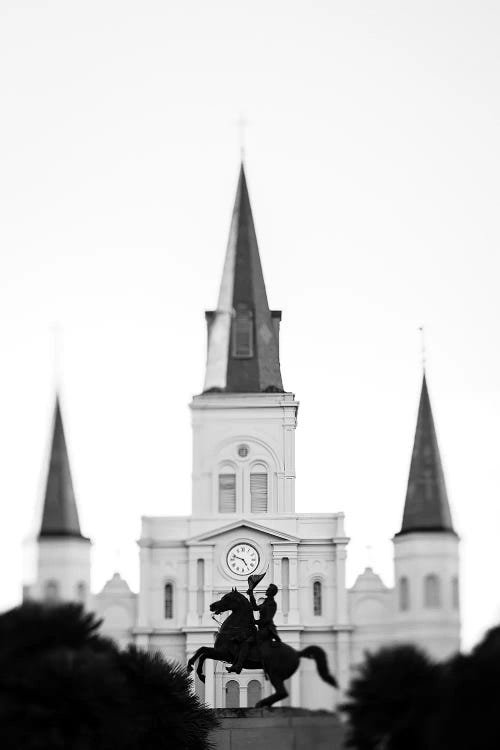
[187,572,338,708]
[226,579,281,674]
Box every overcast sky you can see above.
[0,1,499,650]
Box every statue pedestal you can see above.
[209,707,345,750]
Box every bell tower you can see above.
[28,396,91,607]
[190,164,298,518]
[393,373,460,659]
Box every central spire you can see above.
[203,164,284,393]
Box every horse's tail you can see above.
[299,646,338,688]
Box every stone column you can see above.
[204,659,215,708]
[202,546,215,627]
[137,544,151,628]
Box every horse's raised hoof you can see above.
[226,665,242,674]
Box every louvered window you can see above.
[219,473,236,512]
[232,307,253,358]
[250,472,268,512]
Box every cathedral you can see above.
[24,164,461,710]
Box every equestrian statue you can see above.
[187,572,338,708]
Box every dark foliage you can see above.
[431,626,500,750]
[0,603,217,750]
[341,644,440,750]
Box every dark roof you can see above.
[38,398,88,540]
[396,374,456,537]
[203,164,284,393]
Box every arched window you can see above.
[232,306,254,358]
[250,464,268,513]
[44,579,59,602]
[313,580,322,616]
[226,680,240,708]
[452,576,460,610]
[399,576,410,611]
[164,583,174,619]
[247,680,262,707]
[219,473,236,512]
[424,574,441,608]
[76,581,86,603]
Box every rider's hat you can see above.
[247,572,266,590]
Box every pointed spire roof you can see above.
[397,374,456,536]
[203,164,284,393]
[38,397,88,540]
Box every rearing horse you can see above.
[187,588,338,708]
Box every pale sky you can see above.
[0,1,499,650]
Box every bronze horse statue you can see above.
[187,588,338,708]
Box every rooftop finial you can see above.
[237,114,249,162]
[418,325,426,371]
[113,545,122,575]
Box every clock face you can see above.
[226,543,260,576]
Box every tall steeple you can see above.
[397,374,456,536]
[38,397,87,540]
[203,164,284,393]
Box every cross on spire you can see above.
[51,323,63,389]
[236,115,249,161]
[419,325,426,371]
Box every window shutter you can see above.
[219,474,236,512]
[250,473,268,512]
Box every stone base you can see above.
[209,707,345,750]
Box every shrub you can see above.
[0,603,216,750]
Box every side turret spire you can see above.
[397,374,456,536]
[38,397,87,540]
[203,164,284,393]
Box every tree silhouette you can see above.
[342,644,440,750]
[0,603,216,750]
[431,626,500,750]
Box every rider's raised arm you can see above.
[248,590,259,611]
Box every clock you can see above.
[226,543,260,576]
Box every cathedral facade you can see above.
[24,165,461,710]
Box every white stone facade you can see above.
[26,167,461,710]
[127,390,351,710]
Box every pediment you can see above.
[186,519,300,545]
